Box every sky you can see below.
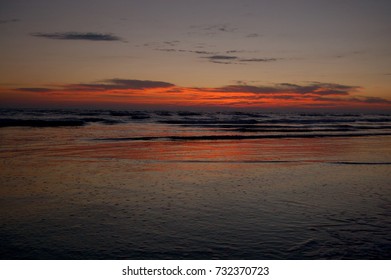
[0,0,390,112]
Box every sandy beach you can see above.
[1,111,390,259]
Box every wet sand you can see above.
[0,124,390,259]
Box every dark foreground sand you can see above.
[0,125,390,259]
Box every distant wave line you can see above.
[0,118,121,127]
[94,132,391,142]
[115,159,391,165]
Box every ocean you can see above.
[0,109,390,259]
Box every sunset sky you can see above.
[1,0,390,111]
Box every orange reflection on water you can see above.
[2,124,390,174]
[31,137,357,164]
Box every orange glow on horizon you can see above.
[1,84,390,111]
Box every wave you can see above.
[0,118,86,127]
[94,132,391,142]
[330,161,391,165]
[1,110,390,135]
[158,119,259,125]
[0,117,121,127]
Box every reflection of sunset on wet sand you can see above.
[1,110,390,259]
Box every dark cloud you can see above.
[278,82,359,95]
[209,60,238,65]
[211,82,359,96]
[200,83,390,105]
[225,50,256,54]
[206,24,236,33]
[206,55,238,60]
[314,96,391,104]
[202,94,272,101]
[106,79,175,89]
[204,55,240,65]
[191,50,215,55]
[155,48,215,55]
[226,50,240,54]
[31,32,124,42]
[203,54,280,64]
[67,79,175,91]
[216,85,281,94]
[191,23,236,33]
[16,87,52,93]
[201,88,391,105]
[163,40,180,46]
[15,79,175,94]
[246,33,260,38]
[0,19,20,24]
[188,24,237,37]
[235,80,262,85]
[359,97,391,104]
[156,48,187,53]
[314,96,347,102]
[240,58,279,62]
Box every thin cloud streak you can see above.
[240,58,278,62]
[156,48,215,55]
[189,23,237,35]
[15,87,52,93]
[246,33,260,38]
[204,55,281,64]
[146,40,275,64]
[207,82,359,96]
[31,32,124,42]
[206,55,238,60]
[66,79,175,91]
[0,19,20,24]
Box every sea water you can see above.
[0,109,390,259]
